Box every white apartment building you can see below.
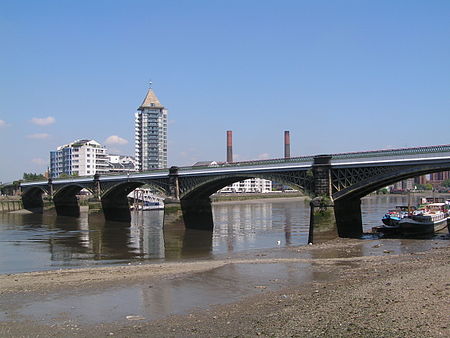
[219,178,272,193]
[135,87,168,171]
[50,139,109,178]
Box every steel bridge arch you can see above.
[333,162,450,201]
[178,171,312,200]
[99,179,170,199]
[52,183,95,198]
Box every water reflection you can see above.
[212,200,310,253]
[0,199,310,274]
[1,196,448,274]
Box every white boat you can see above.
[131,201,164,211]
[128,188,164,211]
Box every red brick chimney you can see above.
[227,130,233,163]
[284,131,291,158]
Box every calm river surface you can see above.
[0,195,446,274]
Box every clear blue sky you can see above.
[1,0,449,183]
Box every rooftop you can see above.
[138,89,164,110]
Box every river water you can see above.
[0,195,448,274]
[1,195,450,326]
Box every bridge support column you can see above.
[101,176,131,222]
[163,166,183,226]
[334,198,363,238]
[312,155,332,197]
[308,155,338,243]
[308,197,337,243]
[52,184,83,218]
[48,179,54,201]
[102,194,131,222]
[180,198,214,231]
[54,194,80,217]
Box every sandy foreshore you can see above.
[1,237,449,337]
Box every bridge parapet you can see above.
[331,144,450,162]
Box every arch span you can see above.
[22,187,46,213]
[101,181,147,222]
[53,184,94,217]
[334,163,450,201]
[332,163,450,238]
[178,174,307,231]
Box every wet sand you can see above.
[1,237,449,337]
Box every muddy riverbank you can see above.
[1,237,449,337]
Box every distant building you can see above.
[50,139,109,178]
[192,161,219,167]
[428,171,450,186]
[135,87,168,171]
[219,178,272,193]
[107,154,137,174]
[390,178,415,192]
[190,161,272,193]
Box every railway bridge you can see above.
[20,144,450,239]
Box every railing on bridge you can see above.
[331,144,450,160]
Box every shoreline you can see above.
[1,237,449,336]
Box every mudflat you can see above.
[1,237,449,337]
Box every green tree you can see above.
[442,179,450,188]
[377,188,389,194]
[58,173,79,179]
[22,173,46,182]
[416,183,434,191]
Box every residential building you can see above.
[135,87,168,171]
[50,139,109,178]
[190,161,272,193]
[219,178,272,193]
[391,178,415,192]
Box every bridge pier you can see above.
[102,194,131,223]
[53,195,80,217]
[180,198,214,231]
[53,184,82,217]
[334,198,363,238]
[308,155,339,242]
[308,197,338,243]
[102,201,131,222]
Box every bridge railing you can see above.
[331,144,450,160]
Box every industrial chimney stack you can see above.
[284,131,291,159]
[227,130,233,163]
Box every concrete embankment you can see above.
[211,192,307,203]
[0,199,23,212]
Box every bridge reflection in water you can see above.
[1,196,448,274]
[0,199,311,274]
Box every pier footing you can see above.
[180,198,214,231]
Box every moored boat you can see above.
[374,201,449,236]
[381,206,413,226]
[398,203,449,235]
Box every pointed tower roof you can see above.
[138,89,164,110]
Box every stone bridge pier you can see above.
[309,155,362,242]
[163,167,214,230]
[53,184,81,217]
